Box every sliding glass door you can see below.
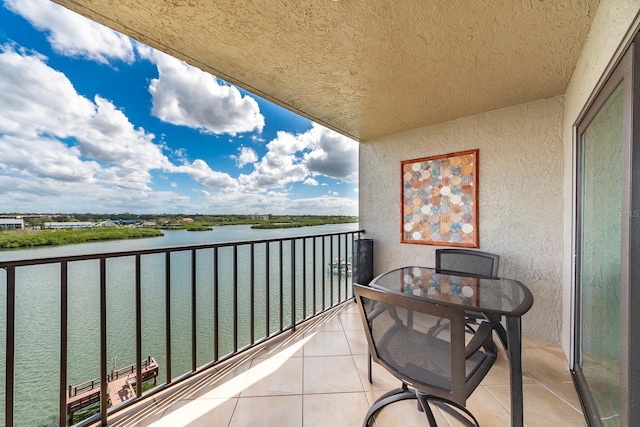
[574,37,638,427]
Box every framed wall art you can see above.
[401,149,479,247]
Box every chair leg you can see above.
[363,384,415,427]
[368,352,373,383]
[416,393,438,427]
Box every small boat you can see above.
[328,258,352,275]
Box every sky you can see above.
[0,0,359,215]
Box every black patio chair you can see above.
[434,248,499,279]
[354,283,497,426]
[435,248,506,348]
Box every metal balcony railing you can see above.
[1,229,364,427]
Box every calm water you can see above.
[0,224,359,427]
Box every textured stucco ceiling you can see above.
[53,0,599,142]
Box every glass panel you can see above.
[579,83,623,426]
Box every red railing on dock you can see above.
[67,357,159,420]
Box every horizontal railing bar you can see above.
[0,230,365,268]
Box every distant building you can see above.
[98,220,117,227]
[0,218,24,230]
[182,217,194,222]
[44,222,94,229]
[249,213,271,221]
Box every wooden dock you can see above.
[67,356,158,421]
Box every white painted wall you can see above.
[562,0,640,356]
[360,97,565,342]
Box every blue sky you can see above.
[0,0,359,215]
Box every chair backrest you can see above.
[435,248,500,279]
[353,283,496,406]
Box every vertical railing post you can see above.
[5,266,15,427]
[312,237,317,315]
[250,243,255,344]
[290,239,296,330]
[302,238,307,321]
[165,252,172,383]
[59,262,68,427]
[322,236,326,310]
[337,234,342,303]
[233,245,238,352]
[265,243,270,337]
[99,258,107,426]
[279,240,284,332]
[329,235,334,307]
[135,255,142,397]
[191,249,197,372]
[213,247,219,362]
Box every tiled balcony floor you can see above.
[106,302,586,427]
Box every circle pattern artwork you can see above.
[402,151,477,246]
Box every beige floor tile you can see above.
[352,354,402,392]
[523,346,573,383]
[543,382,583,413]
[256,333,307,359]
[342,302,360,314]
[481,348,536,386]
[194,360,252,399]
[344,329,368,355]
[230,395,302,427]
[303,331,352,357]
[487,383,587,427]
[312,315,344,332]
[304,355,364,394]
[240,357,303,397]
[461,386,511,426]
[150,397,237,427]
[303,392,371,427]
[522,335,557,348]
[339,312,364,331]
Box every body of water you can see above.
[0,223,359,427]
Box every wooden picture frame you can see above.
[400,149,479,247]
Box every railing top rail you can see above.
[0,229,365,268]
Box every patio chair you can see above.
[354,283,497,426]
[434,248,499,279]
[366,249,500,384]
[435,248,502,340]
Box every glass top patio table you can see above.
[368,266,534,427]
[369,266,533,317]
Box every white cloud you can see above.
[196,190,357,215]
[232,146,258,168]
[238,123,358,191]
[176,159,238,190]
[0,134,99,182]
[5,0,135,64]
[139,48,265,135]
[0,174,193,214]
[0,45,173,191]
[302,124,358,183]
[303,178,319,186]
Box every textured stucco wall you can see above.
[561,0,640,356]
[360,97,564,342]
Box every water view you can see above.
[0,223,360,427]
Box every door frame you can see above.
[571,30,639,427]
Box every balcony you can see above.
[1,230,587,426]
[104,301,586,427]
